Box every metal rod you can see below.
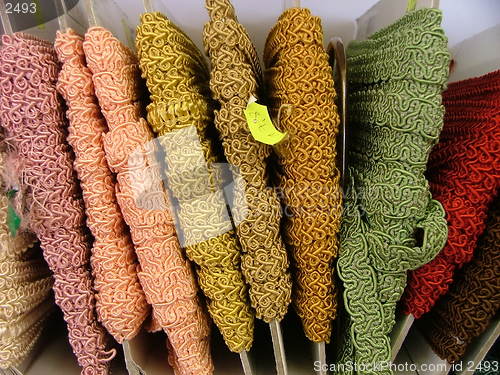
[143,0,154,12]
[314,342,327,375]
[85,0,98,27]
[122,341,146,375]
[328,37,347,190]
[283,0,300,10]
[6,367,22,375]
[270,320,288,375]
[239,350,254,375]
[390,312,415,361]
[0,0,13,35]
[53,0,69,31]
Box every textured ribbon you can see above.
[203,0,292,323]
[403,69,500,317]
[136,12,255,353]
[0,130,54,369]
[263,7,341,343]
[335,9,450,374]
[54,28,149,343]
[83,26,213,375]
[421,197,499,363]
[0,33,115,375]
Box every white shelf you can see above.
[391,310,415,362]
[455,318,500,375]
[404,327,452,375]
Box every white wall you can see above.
[9,0,500,59]
[114,0,500,54]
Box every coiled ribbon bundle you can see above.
[203,0,292,323]
[0,131,53,369]
[0,33,114,375]
[136,12,254,353]
[83,27,212,374]
[55,28,149,343]
[264,8,341,343]
[403,70,500,317]
[336,9,450,374]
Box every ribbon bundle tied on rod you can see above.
[0,32,116,374]
[83,24,213,375]
[335,8,450,374]
[136,9,255,357]
[264,7,342,344]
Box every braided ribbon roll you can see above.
[83,27,212,374]
[136,13,254,353]
[203,0,292,323]
[403,70,500,317]
[54,29,149,343]
[336,9,450,374]
[0,132,54,369]
[421,198,499,363]
[263,8,341,343]
[0,33,115,375]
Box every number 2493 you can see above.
[5,2,37,14]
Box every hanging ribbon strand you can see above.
[83,26,213,374]
[264,7,342,343]
[54,28,150,343]
[136,11,255,354]
[403,69,500,318]
[0,33,115,375]
[336,8,450,374]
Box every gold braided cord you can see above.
[0,132,54,369]
[264,8,342,343]
[136,12,254,353]
[203,0,292,323]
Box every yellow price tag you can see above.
[244,96,287,145]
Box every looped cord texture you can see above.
[0,131,54,369]
[421,198,499,363]
[54,29,149,343]
[0,33,115,375]
[83,27,212,374]
[203,0,292,323]
[403,70,500,317]
[336,9,450,374]
[263,7,341,343]
[136,12,254,353]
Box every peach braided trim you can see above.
[83,26,213,375]
[54,28,149,343]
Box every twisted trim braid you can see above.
[421,198,499,363]
[0,33,115,375]
[0,131,53,369]
[83,26,212,375]
[263,7,341,343]
[54,28,149,343]
[403,70,500,317]
[203,0,292,323]
[335,9,450,374]
[136,12,254,353]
